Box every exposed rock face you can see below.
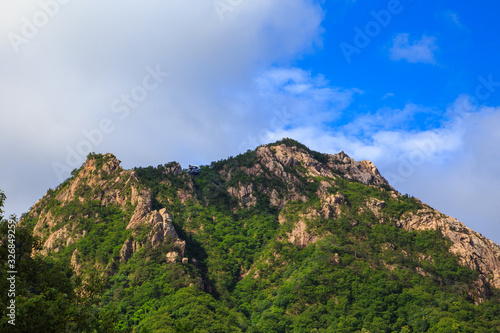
[121,209,185,263]
[321,193,345,219]
[224,144,312,207]
[120,238,140,263]
[174,239,186,257]
[26,154,143,252]
[269,189,282,208]
[164,162,183,176]
[362,198,386,221]
[470,275,492,304]
[287,220,319,248]
[71,249,82,275]
[281,207,323,248]
[397,207,500,290]
[148,208,179,247]
[256,146,302,184]
[42,226,69,254]
[250,144,389,209]
[177,188,194,204]
[124,203,185,258]
[127,187,153,230]
[259,144,328,178]
[328,151,390,187]
[159,239,187,264]
[53,154,133,207]
[262,143,500,293]
[166,251,179,263]
[228,183,257,207]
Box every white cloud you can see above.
[341,103,438,135]
[389,33,438,64]
[0,0,324,217]
[395,105,500,243]
[218,67,361,153]
[444,11,465,29]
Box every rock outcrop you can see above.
[127,187,153,230]
[328,151,390,187]
[321,193,345,219]
[286,220,319,248]
[148,208,179,247]
[70,249,82,275]
[362,197,386,221]
[164,162,183,176]
[119,238,140,263]
[53,154,132,207]
[256,145,303,184]
[260,143,500,293]
[398,207,500,290]
[27,154,140,249]
[228,183,257,207]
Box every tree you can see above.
[0,191,116,332]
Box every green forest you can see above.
[1,139,500,332]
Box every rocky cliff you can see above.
[397,207,500,291]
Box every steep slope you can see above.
[398,208,500,293]
[21,153,188,275]
[16,138,500,332]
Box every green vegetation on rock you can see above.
[2,141,500,332]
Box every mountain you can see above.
[3,138,500,332]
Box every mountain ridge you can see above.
[21,139,500,291]
[12,138,500,331]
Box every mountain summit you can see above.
[10,138,500,331]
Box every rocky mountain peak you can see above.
[260,140,390,187]
[222,141,391,211]
[20,152,186,266]
[53,154,130,206]
[327,151,389,187]
[85,152,121,170]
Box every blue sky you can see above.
[1,0,499,244]
[306,0,500,111]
